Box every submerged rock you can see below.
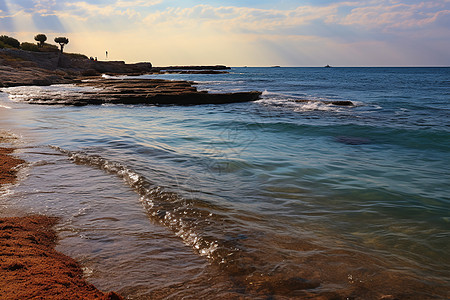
[335,136,371,145]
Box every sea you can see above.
[0,67,449,299]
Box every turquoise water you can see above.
[1,67,449,298]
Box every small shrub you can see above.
[65,53,88,59]
[41,43,59,52]
[0,35,20,49]
[21,42,40,52]
[0,41,5,49]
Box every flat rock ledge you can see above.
[25,78,262,106]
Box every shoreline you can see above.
[0,49,261,105]
[0,135,122,300]
[2,52,448,299]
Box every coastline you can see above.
[0,49,261,106]
[1,51,448,298]
[0,135,122,300]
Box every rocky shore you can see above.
[0,135,123,300]
[1,49,357,108]
[0,48,153,87]
[0,49,262,105]
[12,78,261,106]
[0,48,260,298]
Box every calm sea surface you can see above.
[1,67,449,299]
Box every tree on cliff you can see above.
[34,34,47,48]
[54,37,69,53]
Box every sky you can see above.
[1,0,449,66]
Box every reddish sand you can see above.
[0,147,24,185]
[0,144,122,300]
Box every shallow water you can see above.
[1,67,449,299]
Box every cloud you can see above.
[338,1,450,30]
[1,0,449,66]
[65,1,139,18]
[140,1,449,38]
[1,0,163,19]
[115,0,162,8]
[4,1,449,36]
[142,4,338,32]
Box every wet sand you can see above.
[0,137,122,300]
[0,147,24,185]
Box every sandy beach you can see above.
[0,134,122,300]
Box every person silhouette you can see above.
[106,50,108,59]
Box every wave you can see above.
[52,147,449,298]
[51,146,346,296]
[1,85,102,104]
[51,146,245,263]
[258,90,358,112]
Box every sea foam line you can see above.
[50,146,242,265]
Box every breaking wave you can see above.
[51,146,244,264]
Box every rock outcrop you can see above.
[0,49,261,106]
[12,78,262,106]
[156,65,230,70]
[0,49,153,87]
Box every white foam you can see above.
[1,84,103,103]
[0,187,14,199]
[51,146,239,264]
[257,90,354,112]
[0,104,12,109]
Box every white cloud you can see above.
[339,2,450,30]
[139,1,449,36]
[115,0,162,8]
[1,0,449,66]
[65,1,136,18]
[5,1,449,35]
[141,4,340,35]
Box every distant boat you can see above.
[271,66,281,68]
[324,64,332,68]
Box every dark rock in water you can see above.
[335,136,371,145]
[158,70,228,74]
[141,91,262,105]
[151,65,231,74]
[158,65,230,70]
[330,100,354,106]
[21,78,262,106]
